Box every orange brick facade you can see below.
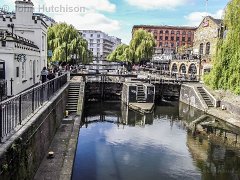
[132,25,197,53]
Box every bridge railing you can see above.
[0,73,68,142]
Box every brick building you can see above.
[132,25,197,54]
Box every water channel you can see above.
[72,101,240,180]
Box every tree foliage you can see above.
[204,0,240,94]
[107,29,155,64]
[47,23,92,64]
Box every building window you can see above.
[171,43,174,47]
[171,36,174,41]
[97,39,100,43]
[90,48,93,51]
[159,36,162,40]
[155,36,157,40]
[182,37,185,42]
[90,43,93,47]
[165,42,168,47]
[83,34,86,37]
[188,31,192,36]
[159,42,162,47]
[0,62,5,79]
[90,39,93,43]
[199,43,204,55]
[171,30,174,34]
[42,35,45,51]
[182,31,186,35]
[22,61,26,80]
[188,37,191,42]
[160,30,163,34]
[165,30,169,34]
[165,36,168,40]
[16,67,19,77]
[97,44,100,47]
[176,37,179,41]
[176,31,180,35]
[97,34,100,38]
[206,42,211,55]
[90,34,93,37]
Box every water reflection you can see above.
[72,101,240,180]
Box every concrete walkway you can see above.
[34,115,81,180]
[34,76,84,180]
[207,108,240,128]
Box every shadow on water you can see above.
[72,101,240,180]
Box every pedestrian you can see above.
[47,70,55,80]
[41,67,48,83]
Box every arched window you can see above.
[206,42,210,55]
[171,30,174,34]
[165,30,169,34]
[176,31,180,35]
[160,30,163,34]
[199,43,204,55]
[182,31,186,35]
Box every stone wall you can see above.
[0,84,69,180]
[180,84,208,111]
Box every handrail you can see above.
[0,73,68,142]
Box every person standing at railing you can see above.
[41,67,48,83]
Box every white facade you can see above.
[80,30,121,59]
[0,0,50,96]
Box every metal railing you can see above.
[0,73,68,142]
[0,80,7,101]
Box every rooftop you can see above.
[133,25,197,30]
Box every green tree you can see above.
[204,0,240,94]
[47,23,92,64]
[107,29,155,64]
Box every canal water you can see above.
[72,101,240,180]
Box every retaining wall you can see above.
[180,84,208,111]
[0,84,69,180]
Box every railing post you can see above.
[19,94,22,125]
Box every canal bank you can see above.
[34,78,85,180]
[180,83,240,129]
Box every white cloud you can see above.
[184,9,224,26]
[54,12,120,33]
[125,0,192,10]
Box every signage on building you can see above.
[47,50,53,57]
[15,54,26,62]
[203,19,209,27]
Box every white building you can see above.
[80,30,121,58]
[0,0,51,96]
[79,30,121,73]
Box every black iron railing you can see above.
[0,80,7,101]
[0,73,68,142]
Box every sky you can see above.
[1,0,230,44]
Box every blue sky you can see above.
[1,0,229,44]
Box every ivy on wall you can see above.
[204,0,240,94]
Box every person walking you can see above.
[41,67,48,83]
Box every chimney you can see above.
[15,0,34,24]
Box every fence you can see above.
[0,80,7,101]
[0,73,68,142]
